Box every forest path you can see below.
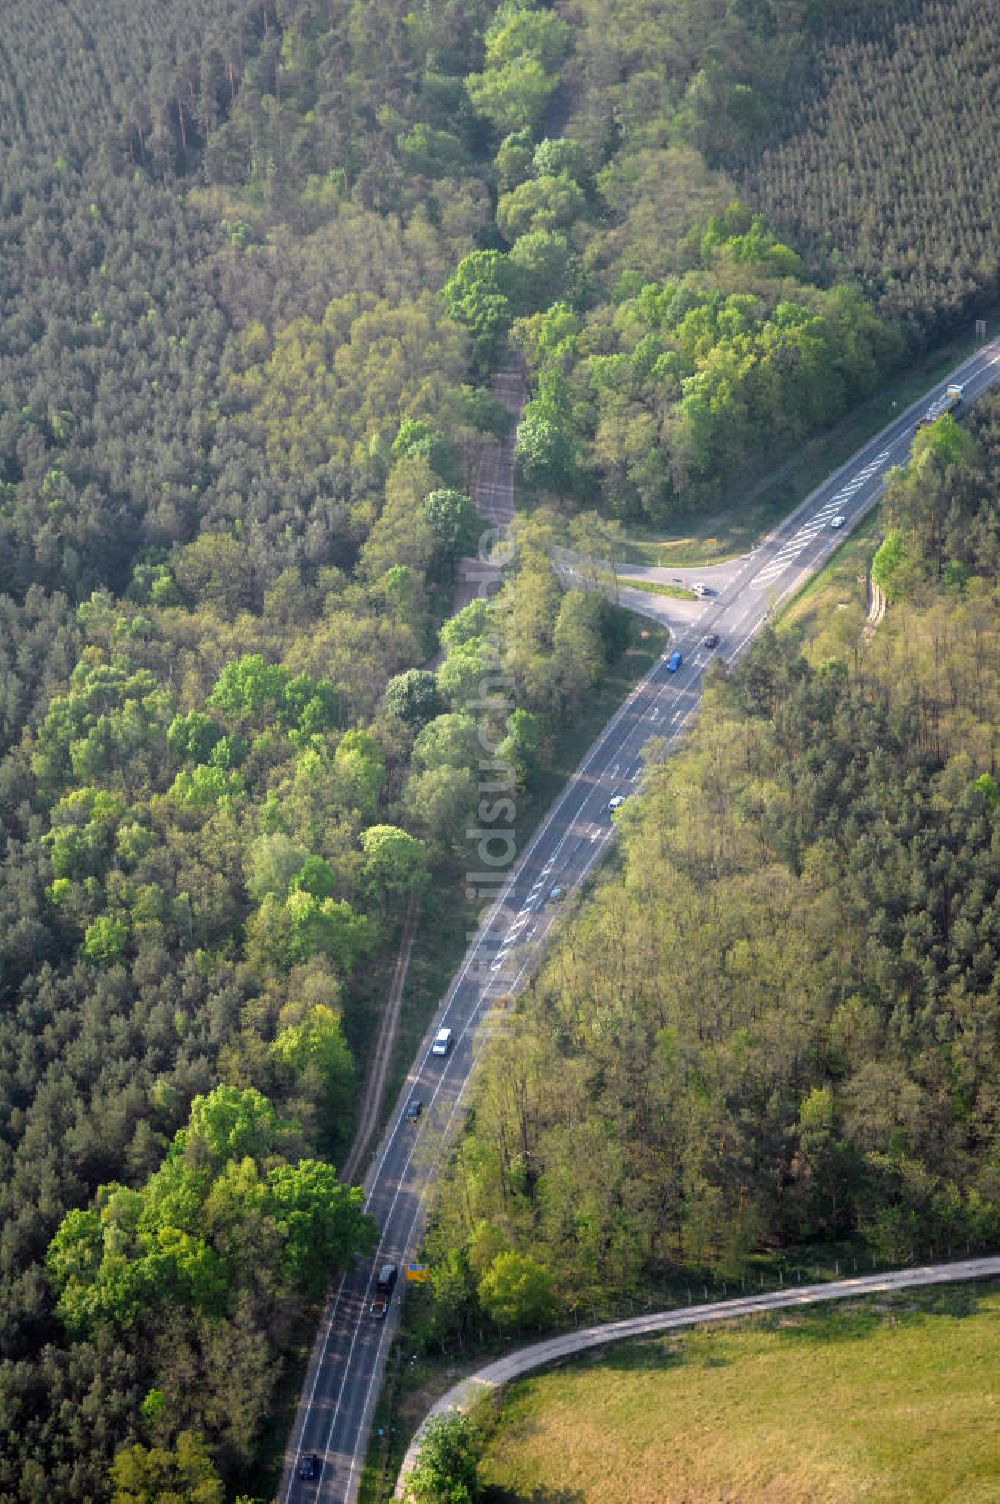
[428,360,524,658]
[343,362,525,1178]
[469,360,524,532]
[342,901,419,1185]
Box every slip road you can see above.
[279,337,1000,1504]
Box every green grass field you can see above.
[776,506,882,658]
[478,1282,1000,1504]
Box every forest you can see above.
[0,0,997,1498]
[423,396,1000,1333]
[743,0,1000,337]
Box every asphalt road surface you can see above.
[397,1254,1000,1490]
[469,363,523,531]
[278,338,1000,1504]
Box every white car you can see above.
[692,582,709,597]
[829,515,846,529]
[431,1026,453,1056]
[608,795,626,811]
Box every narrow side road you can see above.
[395,1255,1000,1493]
[342,365,524,1178]
[342,902,420,1187]
[278,336,1000,1504]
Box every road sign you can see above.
[405,1264,430,1282]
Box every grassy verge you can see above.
[357,619,667,1501]
[360,1233,922,1502]
[478,1280,1000,1504]
[381,617,668,1156]
[618,320,995,568]
[619,576,695,600]
[775,505,882,657]
[523,620,667,813]
[244,1301,326,1500]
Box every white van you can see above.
[431,1027,453,1056]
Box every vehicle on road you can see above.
[404,1097,423,1122]
[608,795,626,811]
[299,1453,320,1481]
[703,633,719,649]
[692,582,710,597]
[828,515,846,529]
[431,1027,453,1056]
[369,1263,398,1318]
[916,382,963,429]
[665,650,682,671]
[278,350,1000,1504]
[549,886,563,900]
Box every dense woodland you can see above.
[744,0,1000,336]
[425,399,1000,1332]
[0,0,997,1498]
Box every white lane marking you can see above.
[307,356,1000,1500]
[754,443,895,585]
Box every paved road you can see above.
[395,1255,1000,1490]
[277,338,1000,1504]
[470,363,523,531]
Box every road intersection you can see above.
[277,336,1000,1504]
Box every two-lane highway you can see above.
[278,336,1000,1504]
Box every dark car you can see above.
[703,633,720,649]
[299,1453,320,1481]
[370,1262,398,1317]
[404,1096,423,1123]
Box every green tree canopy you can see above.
[109,1431,225,1504]
[497,173,586,241]
[47,1087,375,1336]
[360,824,429,898]
[440,598,495,652]
[441,251,519,369]
[382,669,445,729]
[477,1249,557,1328]
[82,914,129,965]
[420,488,482,576]
[402,1413,482,1504]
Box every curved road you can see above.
[396,1255,1000,1491]
[278,338,1000,1504]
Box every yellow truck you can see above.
[916,383,964,429]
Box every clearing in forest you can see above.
[478,1283,1000,1504]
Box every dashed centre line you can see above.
[753,448,891,585]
